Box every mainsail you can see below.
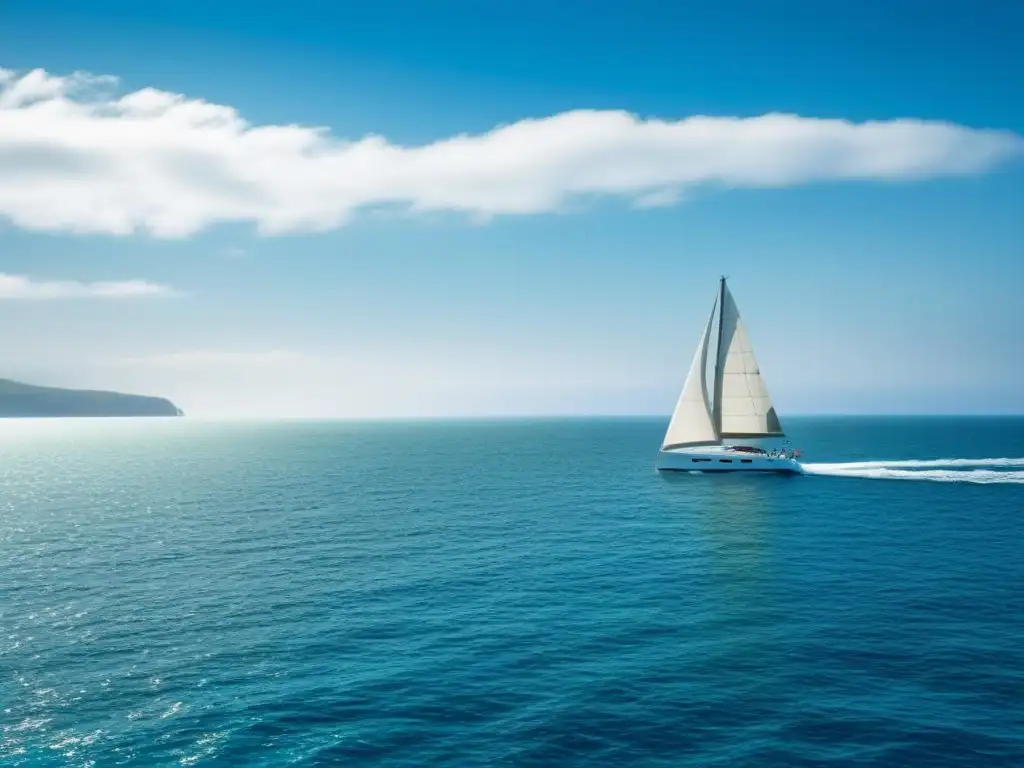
[712,281,783,438]
[661,278,783,450]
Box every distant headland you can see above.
[0,379,183,418]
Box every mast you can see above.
[711,275,726,436]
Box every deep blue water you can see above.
[2,416,1023,767]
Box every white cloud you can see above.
[0,273,177,299]
[0,67,1021,238]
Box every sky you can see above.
[0,0,1022,417]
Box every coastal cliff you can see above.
[0,379,183,418]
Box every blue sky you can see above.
[0,0,1021,416]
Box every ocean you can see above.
[2,416,1023,766]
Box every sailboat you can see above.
[656,277,803,474]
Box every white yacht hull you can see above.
[656,446,803,474]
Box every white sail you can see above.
[712,283,784,438]
[661,298,720,450]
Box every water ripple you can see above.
[1,417,1023,766]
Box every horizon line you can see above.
[20,412,1017,422]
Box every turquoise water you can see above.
[2,417,1023,766]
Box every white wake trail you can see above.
[806,457,1024,470]
[801,458,1024,484]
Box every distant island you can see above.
[0,379,183,418]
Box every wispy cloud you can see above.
[0,67,1022,238]
[632,188,684,209]
[116,349,301,367]
[0,273,178,299]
